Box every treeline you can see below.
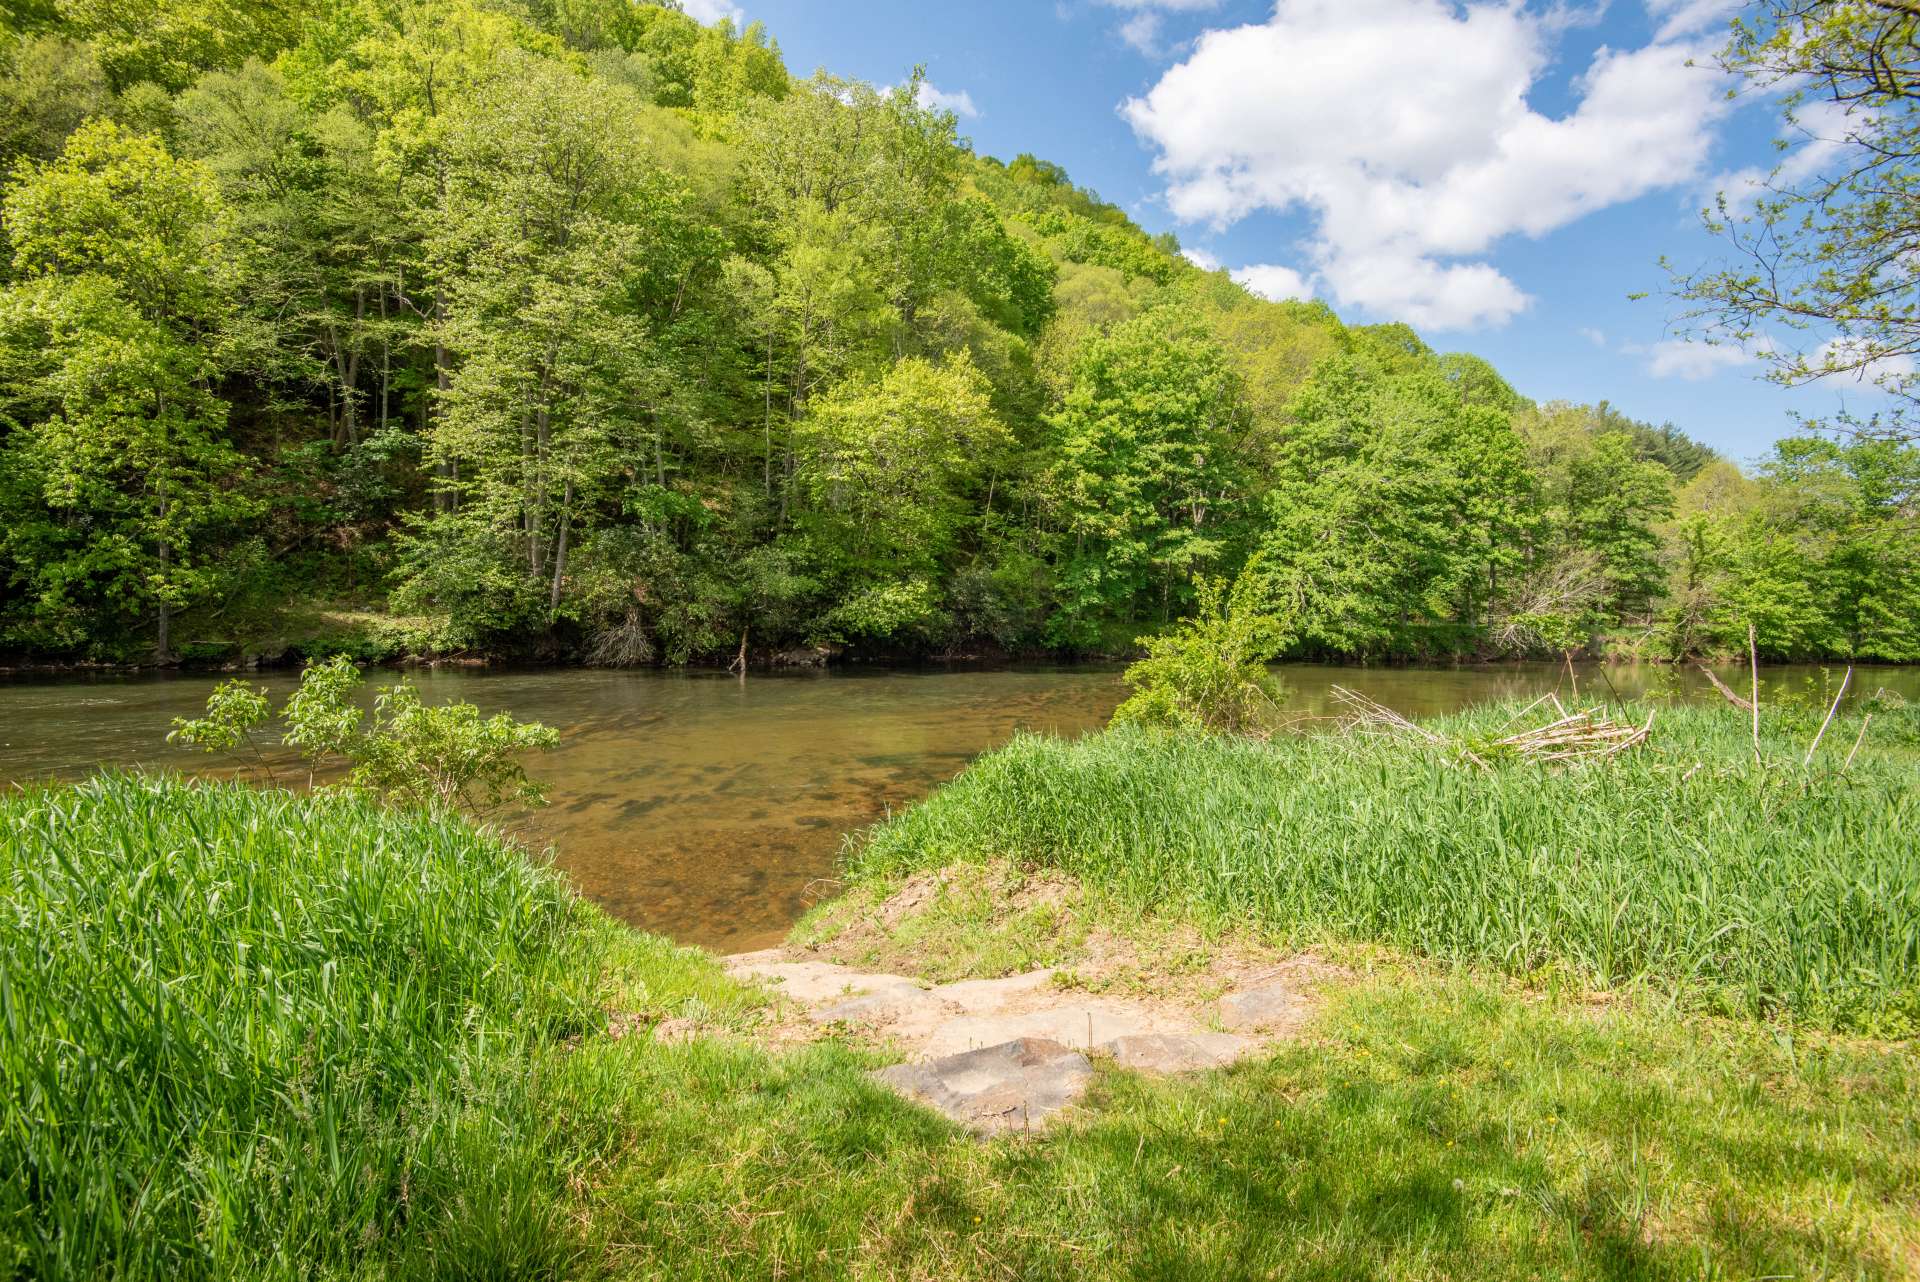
[0,0,1915,665]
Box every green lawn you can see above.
[3,727,1916,1279]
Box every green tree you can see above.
[53,0,314,90]
[1669,0,1920,439]
[0,121,252,658]
[395,53,681,639]
[797,350,1008,636]
[1566,431,1676,622]
[1047,306,1249,643]
[1257,356,1533,656]
[0,35,109,168]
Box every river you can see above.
[1,661,1910,951]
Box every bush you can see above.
[1111,562,1289,734]
[170,656,559,814]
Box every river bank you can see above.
[6,662,1917,952]
[4,694,1916,1278]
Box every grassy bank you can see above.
[850,704,1920,1034]
[5,768,1917,1279]
[0,775,737,1279]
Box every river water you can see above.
[1,661,1910,951]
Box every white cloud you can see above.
[1641,338,1756,380]
[1812,336,1916,385]
[1118,13,1166,54]
[1579,326,1608,347]
[1122,0,1731,331]
[914,81,980,119]
[1644,0,1741,40]
[1232,263,1315,302]
[1182,247,1223,271]
[1096,0,1221,57]
[680,0,745,25]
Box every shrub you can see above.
[1111,561,1290,735]
[170,656,559,814]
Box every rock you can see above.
[770,645,840,668]
[810,986,949,1026]
[1097,1032,1255,1074]
[920,1001,1169,1059]
[934,969,1060,1011]
[1218,982,1309,1032]
[871,1038,1093,1135]
[725,956,923,1006]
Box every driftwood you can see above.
[1843,715,1875,773]
[1487,707,1655,763]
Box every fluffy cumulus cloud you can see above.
[1232,263,1315,301]
[1122,0,1732,330]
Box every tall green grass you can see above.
[0,774,597,1280]
[850,705,1920,1033]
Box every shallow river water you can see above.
[2,661,1912,950]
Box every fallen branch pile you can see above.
[1330,686,1653,768]
[1486,702,1655,763]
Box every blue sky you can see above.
[695,0,1885,464]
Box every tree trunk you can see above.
[433,288,454,514]
[549,481,572,614]
[155,466,171,664]
[379,284,390,434]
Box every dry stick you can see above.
[1495,691,1557,733]
[1748,623,1761,767]
[1595,662,1626,714]
[1842,714,1874,774]
[1697,664,1755,713]
[1329,686,1444,743]
[1802,666,1854,767]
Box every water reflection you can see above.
[2,661,1911,950]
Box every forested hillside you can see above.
[1,0,1914,665]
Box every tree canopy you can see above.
[0,0,1912,665]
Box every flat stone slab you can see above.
[810,987,949,1026]
[725,956,924,1006]
[872,1037,1092,1135]
[1218,981,1310,1032]
[1097,1032,1255,1074]
[919,1000,1179,1059]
